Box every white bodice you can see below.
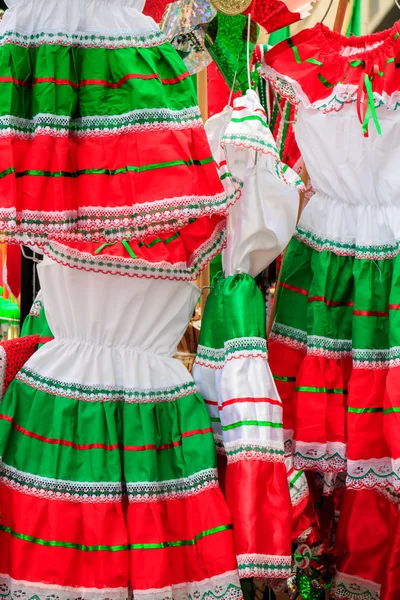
[296,104,400,248]
[25,260,199,390]
[2,0,157,39]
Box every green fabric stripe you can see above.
[0,380,216,484]
[348,407,400,415]
[273,374,296,383]
[231,115,268,128]
[0,44,197,119]
[347,407,383,414]
[0,523,232,552]
[221,420,283,431]
[295,386,348,395]
[289,470,304,489]
[1,157,214,180]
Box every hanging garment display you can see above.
[0,0,228,255]
[0,0,243,599]
[192,89,308,580]
[261,21,400,600]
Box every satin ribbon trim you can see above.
[278,282,309,296]
[289,470,304,489]
[273,374,296,383]
[347,407,382,414]
[0,523,232,552]
[0,71,191,89]
[287,39,301,64]
[0,157,214,180]
[231,115,268,128]
[308,296,354,307]
[295,386,348,395]
[221,420,283,431]
[353,310,388,317]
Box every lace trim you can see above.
[225,441,285,464]
[263,64,400,116]
[270,323,307,351]
[0,29,166,49]
[287,464,310,506]
[237,554,291,579]
[295,225,400,260]
[133,571,242,600]
[17,367,197,403]
[195,338,267,369]
[271,325,399,365]
[0,108,203,138]
[0,191,227,243]
[332,572,380,600]
[43,224,226,282]
[347,458,400,491]
[222,133,304,191]
[0,462,219,503]
[0,347,6,402]
[294,441,347,473]
[0,576,129,600]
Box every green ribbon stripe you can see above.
[221,420,283,431]
[273,374,296,383]
[231,115,268,128]
[0,157,214,180]
[289,470,304,489]
[295,386,348,395]
[348,407,400,415]
[0,523,232,552]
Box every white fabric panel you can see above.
[26,259,199,389]
[2,0,155,37]
[296,104,400,247]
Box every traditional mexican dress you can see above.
[0,0,242,598]
[192,90,311,580]
[262,21,400,600]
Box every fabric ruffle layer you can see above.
[261,21,400,114]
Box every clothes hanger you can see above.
[395,0,400,10]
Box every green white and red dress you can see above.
[0,1,243,599]
[262,21,400,600]
[193,90,310,581]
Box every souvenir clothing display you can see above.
[192,89,307,579]
[262,21,400,599]
[0,257,242,600]
[0,0,229,278]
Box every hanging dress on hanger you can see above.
[0,1,242,598]
[261,21,400,600]
[192,89,314,581]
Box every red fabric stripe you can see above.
[279,282,309,296]
[353,310,389,317]
[308,296,354,307]
[181,427,213,439]
[1,72,190,90]
[205,400,218,407]
[38,337,54,344]
[233,106,267,117]
[220,397,281,410]
[389,304,400,310]
[0,415,213,451]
